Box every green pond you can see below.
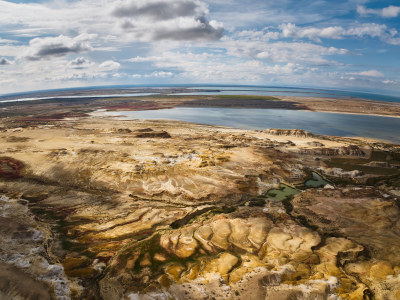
[266,184,300,201]
[266,172,330,201]
[304,172,330,188]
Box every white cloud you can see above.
[382,79,395,84]
[0,0,107,37]
[0,56,123,93]
[127,47,309,84]
[348,70,384,77]
[68,57,94,69]
[382,5,400,18]
[279,23,400,45]
[280,23,345,41]
[112,0,209,20]
[127,51,215,64]
[221,33,348,66]
[129,71,174,78]
[24,34,95,60]
[0,0,223,42]
[98,60,121,70]
[0,38,18,44]
[357,5,400,18]
[0,0,399,94]
[0,57,12,65]
[147,71,174,77]
[112,0,224,41]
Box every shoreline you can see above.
[2,90,400,145]
[2,90,400,119]
[89,112,400,146]
[94,105,400,119]
[299,109,400,119]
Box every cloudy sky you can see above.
[0,0,399,94]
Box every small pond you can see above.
[304,172,330,188]
[266,184,300,201]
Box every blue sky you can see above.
[0,0,399,94]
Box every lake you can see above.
[2,85,400,103]
[171,86,400,103]
[93,107,400,144]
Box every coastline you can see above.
[297,109,400,119]
[2,88,400,144]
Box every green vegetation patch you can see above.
[215,95,280,101]
[266,184,300,201]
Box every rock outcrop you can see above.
[135,129,171,138]
[265,129,313,138]
[299,145,366,156]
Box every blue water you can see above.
[172,86,400,103]
[1,85,400,103]
[0,93,159,103]
[96,107,400,144]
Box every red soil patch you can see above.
[0,157,24,179]
[103,104,166,110]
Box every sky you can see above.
[0,0,400,95]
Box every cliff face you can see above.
[299,145,367,156]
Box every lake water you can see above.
[2,85,400,103]
[170,86,400,103]
[0,93,159,103]
[94,107,400,144]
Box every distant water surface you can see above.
[1,86,400,103]
[94,107,400,144]
[172,86,400,103]
[0,93,159,103]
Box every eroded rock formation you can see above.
[0,116,399,299]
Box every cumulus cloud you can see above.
[69,57,88,66]
[220,32,348,66]
[68,57,94,69]
[357,5,400,18]
[280,23,345,41]
[98,60,121,71]
[113,0,224,41]
[348,70,384,77]
[126,48,308,84]
[113,0,204,20]
[0,57,11,65]
[24,34,95,61]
